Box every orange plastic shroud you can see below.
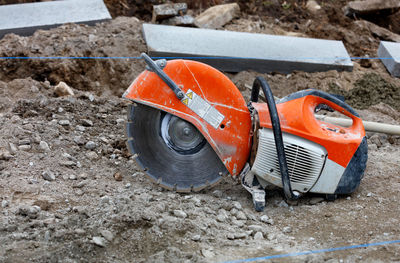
[252,94,365,168]
[123,60,252,176]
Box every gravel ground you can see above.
[1,2,400,262]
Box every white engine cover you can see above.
[252,129,327,193]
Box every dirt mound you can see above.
[330,73,400,111]
[0,17,146,96]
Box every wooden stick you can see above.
[315,115,400,135]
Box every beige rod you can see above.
[315,115,400,135]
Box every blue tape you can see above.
[222,239,400,263]
[0,56,398,60]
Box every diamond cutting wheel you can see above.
[126,103,228,192]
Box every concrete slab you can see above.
[142,23,353,74]
[378,41,400,77]
[0,0,111,39]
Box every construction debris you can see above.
[142,23,353,73]
[0,0,111,39]
[54,82,74,97]
[355,20,400,43]
[163,15,195,27]
[306,0,322,14]
[152,3,187,22]
[194,3,240,29]
[378,41,400,77]
[344,0,400,16]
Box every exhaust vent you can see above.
[252,129,327,192]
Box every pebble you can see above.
[113,172,123,181]
[100,229,114,242]
[212,190,223,198]
[0,150,12,160]
[69,174,77,180]
[173,210,187,218]
[201,249,215,258]
[44,230,51,242]
[75,228,86,235]
[73,136,85,145]
[43,217,56,226]
[116,118,125,124]
[248,225,264,232]
[1,200,9,208]
[267,233,276,241]
[260,215,269,223]
[86,151,98,160]
[309,197,324,205]
[85,141,96,150]
[217,213,228,223]
[254,232,264,240]
[11,115,21,123]
[191,234,201,241]
[282,226,292,233]
[39,141,50,152]
[100,196,110,205]
[191,197,201,206]
[8,143,17,154]
[81,119,93,127]
[277,200,289,207]
[74,181,87,188]
[18,145,31,151]
[58,120,70,126]
[76,125,86,132]
[232,201,242,210]
[42,170,56,181]
[60,161,75,167]
[92,236,106,247]
[17,205,41,219]
[19,139,31,145]
[367,192,372,197]
[78,173,88,180]
[236,211,247,220]
[233,233,247,239]
[232,219,245,227]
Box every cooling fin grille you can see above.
[252,129,327,192]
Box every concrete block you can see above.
[378,41,400,77]
[194,3,240,29]
[152,3,187,22]
[344,0,400,16]
[142,23,353,74]
[0,0,111,39]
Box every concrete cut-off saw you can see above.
[123,54,368,211]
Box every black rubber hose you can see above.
[251,76,299,200]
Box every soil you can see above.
[1,1,400,262]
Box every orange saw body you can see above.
[123,54,367,210]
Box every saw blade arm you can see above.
[141,53,185,100]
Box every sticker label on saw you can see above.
[182,89,224,129]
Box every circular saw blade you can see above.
[126,103,227,192]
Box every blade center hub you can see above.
[161,113,205,154]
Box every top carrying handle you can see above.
[279,89,359,118]
[279,89,364,132]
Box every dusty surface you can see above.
[1,1,400,262]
